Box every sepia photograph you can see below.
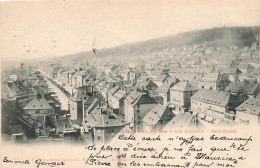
[0,0,260,168]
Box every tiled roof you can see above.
[70,87,86,101]
[163,113,196,130]
[191,89,230,107]
[218,67,242,75]
[157,82,172,93]
[143,105,174,125]
[108,86,120,96]
[236,98,260,115]
[86,107,127,128]
[225,80,259,95]
[200,73,220,82]
[157,77,180,93]
[170,81,198,92]
[23,97,53,110]
[113,89,126,100]
[125,91,157,106]
[136,78,158,89]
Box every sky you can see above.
[0,0,260,61]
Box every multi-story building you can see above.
[199,72,231,91]
[84,106,127,144]
[235,98,260,126]
[157,77,180,106]
[108,87,127,117]
[69,86,86,124]
[191,89,244,123]
[225,79,260,98]
[124,91,158,130]
[170,81,198,112]
[142,104,175,131]
[23,95,55,135]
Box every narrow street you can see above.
[45,78,69,111]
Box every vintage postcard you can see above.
[1,0,260,168]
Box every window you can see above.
[111,129,114,133]
[137,110,140,113]
[98,136,101,141]
[137,104,140,108]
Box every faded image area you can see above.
[1,0,260,147]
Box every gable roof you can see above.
[236,98,260,116]
[143,105,174,125]
[70,87,86,101]
[113,89,126,100]
[191,89,231,107]
[200,72,229,83]
[157,77,180,94]
[136,78,158,89]
[125,91,157,106]
[163,113,197,130]
[170,81,198,92]
[108,86,120,96]
[86,107,127,128]
[23,97,53,110]
[225,80,259,96]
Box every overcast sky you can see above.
[0,0,260,61]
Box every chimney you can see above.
[85,85,88,95]
[7,81,13,86]
[99,107,103,115]
[37,92,42,99]
[106,99,109,108]
[95,92,99,98]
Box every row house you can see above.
[1,81,34,108]
[61,71,75,86]
[71,71,86,88]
